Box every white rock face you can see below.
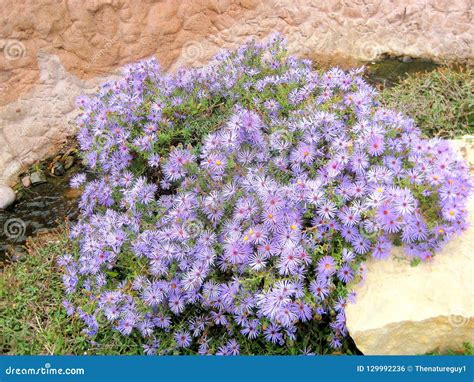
[346,193,474,355]
[448,137,474,166]
[346,139,474,355]
[0,185,16,209]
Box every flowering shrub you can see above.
[61,34,472,355]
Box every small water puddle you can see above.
[364,58,439,88]
[0,160,84,264]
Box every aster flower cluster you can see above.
[62,34,472,355]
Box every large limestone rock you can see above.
[0,0,473,185]
[346,141,474,355]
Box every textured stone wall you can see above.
[1,0,472,184]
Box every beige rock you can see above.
[0,184,16,209]
[448,137,474,167]
[346,140,474,355]
[21,175,31,188]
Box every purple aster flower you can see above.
[175,331,191,348]
[62,268,78,294]
[210,310,228,326]
[62,300,75,316]
[148,153,161,167]
[198,339,210,355]
[443,203,460,221]
[352,235,371,254]
[380,214,402,234]
[338,206,361,227]
[291,142,316,165]
[138,318,154,337]
[154,315,171,329]
[317,200,337,220]
[337,264,354,283]
[169,295,185,315]
[263,98,280,113]
[116,313,137,336]
[367,134,385,156]
[263,324,283,344]
[163,148,195,181]
[317,255,337,276]
[310,278,330,301]
[350,150,369,174]
[342,248,356,263]
[141,282,164,307]
[70,173,87,188]
[330,334,342,349]
[241,319,260,339]
[372,236,392,259]
[226,339,240,355]
[293,301,312,322]
[143,339,160,355]
[249,253,267,271]
[393,189,416,216]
